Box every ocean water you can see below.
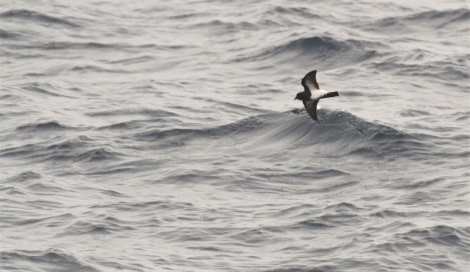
[1,0,469,271]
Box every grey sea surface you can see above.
[1,0,469,271]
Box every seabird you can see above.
[294,70,339,121]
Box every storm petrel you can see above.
[294,70,339,121]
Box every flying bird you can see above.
[294,70,339,121]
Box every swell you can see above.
[2,109,451,166]
[20,82,75,98]
[12,41,191,52]
[15,121,70,132]
[136,109,441,160]
[0,9,80,28]
[0,135,123,163]
[361,8,470,81]
[372,8,470,31]
[136,114,269,142]
[0,28,19,39]
[368,57,469,81]
[237,35,385,68]
[375,224,470,256]
[0,250,98,272]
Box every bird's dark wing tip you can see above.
[302,70,320,90]
[303,100,318,121]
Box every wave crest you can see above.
[374,8,470,31]
[136,109,434,161]
[0,9,80,28]
[237,36,384,68]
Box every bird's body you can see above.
[294,70,339,121]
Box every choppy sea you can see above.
[1,0,469,271]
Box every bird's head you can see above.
[294,92,304,101]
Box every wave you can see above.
[20,82,75,98]
[0,28,19,39]
[61,218,135,236]
[69,64,130,74]
[377,224,470,254]
[19,41,118,51]
[5,171,41,183]
[237,35,385,69]
[368,58,469,81]
[0,9,80,28]
[136,109,437,161]
[2,109,441,166]
[268,6,320,19]
[192,5,319,32]
[88,108,176,118]
[373,8,470,31]
[0,250,98,272]
[11,41,190,53]
[0,135,122,163]
[16,121,69,132]
[193,19,258,32]
[45,137,123,163]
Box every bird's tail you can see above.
[322,91,339,99]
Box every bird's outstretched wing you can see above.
[301,70,320,94]
[303,100,319,121]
